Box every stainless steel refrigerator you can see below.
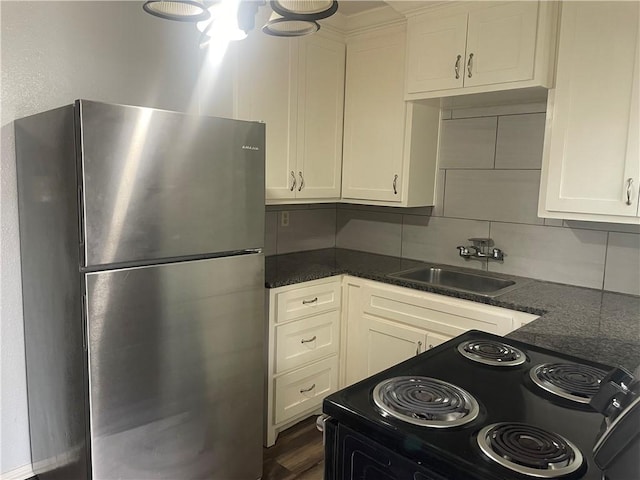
[15,100,265,480]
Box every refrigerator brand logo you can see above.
[242,145,260,151]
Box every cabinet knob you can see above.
[454,54,462,79]
[290,171,297,192]
[626,178,634,205]
[467,53,474,78]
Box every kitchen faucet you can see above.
[457,238,504,261]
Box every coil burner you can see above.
[458,339,526,367]
[372,376,479,428]
[530,363,608,404]
[477,423,583,478]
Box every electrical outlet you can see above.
[281,211,289,227]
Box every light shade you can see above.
[270,0,338,20]
[262,11,319,37]
[143,0,210,22]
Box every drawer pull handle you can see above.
[416,341,422,356]
[300,384,316,394]
[454,54,461,79]
[467,53,474,78]
[626,178,634,205]
[302,297,318,305]
[301,335,317,344]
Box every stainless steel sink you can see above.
[388,266,520,297]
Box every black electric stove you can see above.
[323,330,624,480]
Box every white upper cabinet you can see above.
[539,1,640,223]
[342,25,440,206]
[464,2,538,87]
[237,31,345,203]
[237,33,298,201]
[406,1,558,100]
[406,12,468,92]
[296,34,345,200]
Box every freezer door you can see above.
[85,254,264,480]
[78,100,265,267]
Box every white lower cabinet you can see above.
[265,274,538,445]
[275,310,339,373]
[343,277,537,386]
[274,355,338,425]
[367,315,455,376]
[266,277,342,446]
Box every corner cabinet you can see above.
[538,2,640,224]
[266,274,538,440]
[342,277,537,386]
[341,24,441,207]
[265,277,342,446]
[237,32,345,203]
[405,1,558,99]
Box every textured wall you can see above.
[1,1,235,474]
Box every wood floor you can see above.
[263,416,325,480]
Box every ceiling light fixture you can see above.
[269,0,338,21]
[262,11,320,37]
[144,0,337,40]
[143,0,210,22]
[197,0,248,48]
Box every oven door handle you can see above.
[316,414,331,432]
[316,414,332,447]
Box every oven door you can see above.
[324,420,448,480]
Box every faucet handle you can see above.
[457,246,471,257]
[491,248,504,261]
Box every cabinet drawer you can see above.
[276,281,341,323]
[274,356,338,424]
[276,310,339,373]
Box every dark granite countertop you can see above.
[265,248,640,371]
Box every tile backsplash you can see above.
[265,104,640,296]
[265,204,336,256]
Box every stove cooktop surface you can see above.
[323,330,613,480]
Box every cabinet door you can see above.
[366,315,427,376]
[425,331,452,351]
[342,28,407,202]
[543,2,640,217]
[237,34,298,200]
[296,34,345,199]
[406,12,468,93]
[464,2,538,87]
